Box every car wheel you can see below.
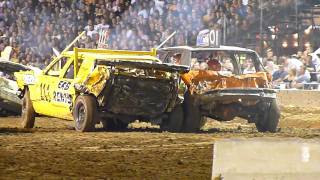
[21,89,35,128]
[160,104,184,133]
[255,99,280,133]
[73,95,97,132]
[101,118,128,131]
[182,91,204,133]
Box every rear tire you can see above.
[73,95,97,132]
[182,91,204,133]
[21,89,35,128]
[255,99,280,133]
[160,104,184,132]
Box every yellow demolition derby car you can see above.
[15,47,189,132]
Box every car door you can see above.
[32,56,72,119]
[49,57,80,120]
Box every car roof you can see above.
[0,60,31,73]
[160,45,257,53]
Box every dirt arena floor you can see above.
[1,106,320,179]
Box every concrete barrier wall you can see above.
[276,90,320,107]
[212,138,320,179]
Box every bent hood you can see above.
[182,70,271,94]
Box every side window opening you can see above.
[46,57,68,77]
[157,50,169,63]
[164,51,177,64]
[64,63,74,79]
[235,53,259,74]
[190,50,236,75]
[63,59,83,79]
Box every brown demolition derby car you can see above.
[159,45,280,133]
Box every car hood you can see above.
[182,70,272,94]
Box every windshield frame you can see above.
[190,49,262,75]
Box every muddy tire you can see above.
[21,89,35,128]
[255,99,280,133]
[160,104,184,132]
[101,118,128,131]
[182,91,204,133]
[73,95,97,132]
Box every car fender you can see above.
[75,65,110,97]
[14,71,37,95]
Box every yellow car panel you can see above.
[15,48,161,121]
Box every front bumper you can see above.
[0,87,22,113]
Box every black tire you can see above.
[73,95,97,132]
[182,91,204,133]
[160,104,184,132]
[255,99,280,133]
[21,89,35,128]
[101,118,128,131]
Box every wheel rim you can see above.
[76,104,86,130]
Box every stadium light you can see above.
[304,42,311,47]
[263,41,268,47]
[269,26,275,33]
[282,41,288,48]
[304,26,312,35]
[293,33,298,39]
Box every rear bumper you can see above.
[197,88,276,103]
[101,75,178,118]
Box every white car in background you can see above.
[0,60,35,115]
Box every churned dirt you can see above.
[1,106,320,179]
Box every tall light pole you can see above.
[295,0,299,50]
[260,0,264,56]
[223,14,227,45]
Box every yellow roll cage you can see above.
[43,31,159,77]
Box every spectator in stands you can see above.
[246,5,256,22]
[200,61,208,70]
[291,66,311,89]
[273,57,289,83]
[0,0,298,74]
[284,55,303,71]
[264,49,277,64]
[283,68,297,88]
[265,59,278,74]
[243,58,256,74]
[191,61,200,70]
[221,59,234,72]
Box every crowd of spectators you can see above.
[0,0,318,89]
[264,47,320,89]
[0,0,264,68]
[0,0,132,68]
[107,0,263,50]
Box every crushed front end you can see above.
[0,61,32,115]
[182,70,277,122]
